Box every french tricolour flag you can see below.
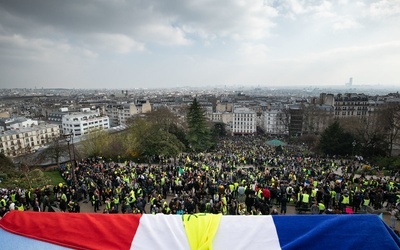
[0,211,399,250]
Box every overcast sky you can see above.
[0,0,399,89]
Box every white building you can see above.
[262,109,288,135]
[62,112,109,137]
[106,103,139,127]
[0,117,39,132]
[0,123,60,157]
[232,107,257,135]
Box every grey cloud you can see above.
[0,0,278,45]
[0,1,154,37]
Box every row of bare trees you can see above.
[338,102,400,157]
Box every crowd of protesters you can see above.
[1,136,400,225]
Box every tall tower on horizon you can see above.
[346,77,353,87]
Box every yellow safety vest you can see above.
[311,189,317,197]
[341,195,350,205]
[113,197,119,205]
[302,194,310,203]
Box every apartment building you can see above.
[288,105,304,137]
[262,109,288,135]
[0,117,39,132]
[106,103,139,127]
[0,123,60,157]
[141,100,153,114]
[232,107,257,135]
[216,102,233,113]
[210,112,223,122]
[62,112,109,137]
[320,93,369,118]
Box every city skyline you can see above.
[1,0,399,89]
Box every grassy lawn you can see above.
[43,171,66,186]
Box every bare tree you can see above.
[378,102,400,156]
[36,137,69,167]
[302,104,334,135]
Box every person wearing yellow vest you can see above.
[136,187,143,198]
[115,186,122,197]
[233,182,239,198]
[124,194,131,213]
[311,188,317,200]
[257,189,263,199]
[150,196,156,206]
[340,190,350,211]
[68,200,75,212]
[105,198,111,212]
[16,204,24,211]
[0,197,6,208]
[112,196,119,212]
[362,195,370,213]
[129,191,136,210]
[318,202,325,214]
[330,190,336,206]
[10,192,17,203]
[60,192,67,212]
[162,203,171,214]
[301,191,310,208]
[297,191,302,207]
[220,194,228,215]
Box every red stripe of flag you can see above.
[0,211,142,250]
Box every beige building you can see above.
[0,111,10,119]
[141,100,153,113]
[320,93,369,118]
[0,123,60,157]
[216,102,233,113]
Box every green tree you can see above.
[186,98,214,152]
[81,129,111,158]
[212,122,227,137]
[318,120,356,156]
[145,107,187,147]
[125,118,185,161]
[0,153,16,177]
[374,156,400,173]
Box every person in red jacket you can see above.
[262,186,271,204]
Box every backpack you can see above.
[287,187,293,195]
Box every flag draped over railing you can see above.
[0,211,399,250]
